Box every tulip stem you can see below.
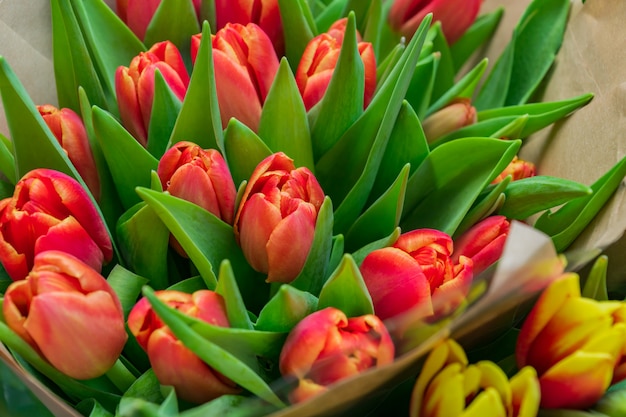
[105,359,136,393]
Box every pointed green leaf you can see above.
[167,276,207,293]
[51,0,108,112]
[477,94,594,138]
[223,119,273,186]
[474,40,514,110]
[318,255,374,317]
[341,0,374,34]
[350,227,400,266]
[135,188,268,312]
[144,0,200,64]
[258,59,314,170]
[215,261,254,330]
[73,0,146,105]
[346,164,408,251]
[371,100,429,201]
[430,115,528,149]
[426,58,488,117]
[330,16,431,234]
[314,0,347,33]
[277,0,317,70]
[450,8,503,72]
[582,255,609,302]
[169,22,223,152]
[116,202,170,290]
[535,155,626,252]
[362,0,383,56]
[106,264,149,318]
[0,133,15,184]
[92,107,158,209]
[405,53,438,120]
[499,176,593,220]
[454,177,510,238]
[255,285,319,332]
[427,23,455,103]
[402,138,520,235]
[290,197,334,296]
[142,287,285,408]
[75,399,114,417]
[328,234,345,275]
[147,70,183,159]
[311,13,364,160]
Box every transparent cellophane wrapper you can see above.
[0,0,624,415]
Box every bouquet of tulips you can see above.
[0,0,625,415]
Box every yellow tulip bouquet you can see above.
[0,0,625,416]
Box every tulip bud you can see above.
[359,229,473,321]
[295,18,376,111]
[214,0,284,56]
[0,169,112,281]
[233,152,325,283]
[421,98,477,143]
[279,307,395,404]
[452,216,510,276]
[516,273,626,409]
[388,0,482,45]
[410,338,540,417]
[191,23,279,132]
[116,0,201,41]
[37,105,101,201]
[2,251,127,380]
[492,156,536,184]
[127,290,240,403]
[115,41,190,147]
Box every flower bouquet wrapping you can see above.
[0,0,625,416]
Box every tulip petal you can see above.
[423,363,466,417]
[510,367,540,417]
[237,194,282,274]
[462,387,507,417]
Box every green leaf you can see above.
[346,164,409,251]
[310,13,365,160]
[223,119,273,186]
[350,227,400,266]
[106,264,149,318]
[318,255,374,317]
[362,0,383,56]
[277,0,317,70]
[143,287,286,408]
[290,197,335,296]
[370,101,429,202]
[72,0,145,107]
[75,399,114,417]
[499,176,592,220]
[92,106,159,210]
[402,138,520,235]
[215,261,254,330]
[477,94,594,138]
[169,22,223,152]
[143,0,200,65]
[405,53,438,120]
[255,285,319,332]
[324,15,432,235]
[314,0,347,33]
[120,369,165,408]
[535,156,626,252]
[454,177,510,238]
[147,70,183,159]
[116,202,170,290]
[474,39,514,110]
[426,58,488,117]
[258,59,314,170]
[582,255,609,302]
[450,8,504,72]
[0,133,15,184]
[135,188,268,313]
[429,115,528,149]
[427,23,455,104]
[0,180,13,201]
[167,276,208,293]
[0,359,56,417]
[50,0,109,112]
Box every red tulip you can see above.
[360,229,473,321]
[2,251,127,380]
[295,18,376,111]
[233,152,325,283]
[214,0,284,56]
[115,41,190,147]
[191,23,279,132]
[452,215,510,276]
[492,156,536,184]
[421,98,477,143]
[116,0,201,41]
[37,105,101,201]
[127,290,240,403]
[0,169,112,281]
[279,307,395,404]
[516,273,626,409]
[388,0,482,45]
